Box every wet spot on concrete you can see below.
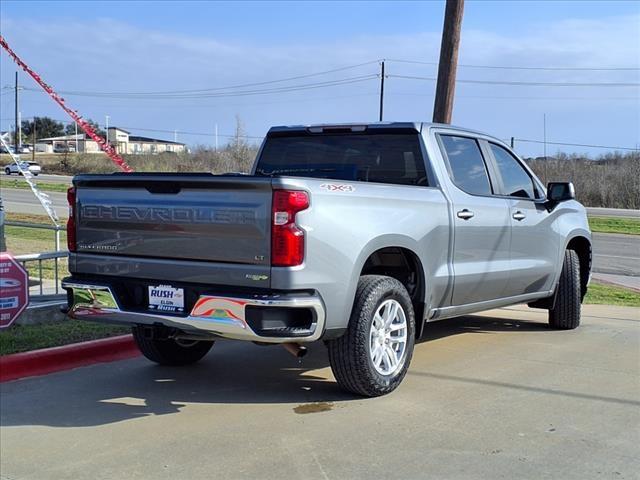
[293,402,334,414]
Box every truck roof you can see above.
[266,122,491,138]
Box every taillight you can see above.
[66,187,76,252]
[271,190,309,267]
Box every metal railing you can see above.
[5,220,64,252]
[5,221,68,295]
[14,251,69,295]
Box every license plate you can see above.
[148,285,185,313]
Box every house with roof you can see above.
[36,127,187,155]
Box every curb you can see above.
[0,334,140,383]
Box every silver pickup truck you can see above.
[63,122,592,396]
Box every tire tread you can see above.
[549,249,581,330]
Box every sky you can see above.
[0,0,639,158]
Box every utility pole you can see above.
[14,71,18,149]
[543,113,547,161]
[105,115,110,145]
[32,118,36,162]
[215,124,218,152]
[174,130,177,143]
[18,111,22,150]
[432,0,464,124]
[379,60,385,122]
[510,137,515,149]
[75,121,78,153]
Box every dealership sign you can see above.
[0,253,29,328]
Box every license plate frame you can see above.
[148,284,185,313]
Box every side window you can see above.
[440,135,492,196]
[489,143,537,199]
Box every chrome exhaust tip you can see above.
[283,342,307,358]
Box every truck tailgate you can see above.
[73,174,272,266]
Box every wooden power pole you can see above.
[14,71,19,148]
[433,0,464,124]
[379,60,385,121]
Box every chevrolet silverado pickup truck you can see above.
[63,122,592,397]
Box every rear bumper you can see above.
[62,280,326,343]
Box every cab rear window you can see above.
[256,134,428,186]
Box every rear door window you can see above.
[256,134,428,186]
[439,135,493,196]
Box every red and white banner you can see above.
[0,35,134,173]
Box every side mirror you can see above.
[545,182,575,211]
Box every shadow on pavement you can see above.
[1,314,552,428]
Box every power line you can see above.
[21,74,379,99]
[515,138,639,151]
[387,92,638,100]
[386,58,640,71]
[36,60,381,96]
[388,74,640,87]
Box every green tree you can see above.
[21,117,64,140]
[64,118,105,138]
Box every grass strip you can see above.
[588,216,640,235]
[0,320,130,356]
[4,212,68,280]
[584,282,640,307]
[1,180,69,193]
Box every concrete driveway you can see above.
[1,304,639,480]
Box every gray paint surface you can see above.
[1,304,638,480]
[64,123,594,338]
[2,175,637,219]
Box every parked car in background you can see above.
[63,122,592,397]
[0,145,15,154]
[4,161,41,176]
[53,144,75,153]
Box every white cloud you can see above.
[1,13,637,154]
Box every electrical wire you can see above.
[386,58,640,71]
[514,138,639,151]
[21,74,379,99]
[37,60,382,96]
[387,74,640,87]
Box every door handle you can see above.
[512,211,526,221]
[457,209,474,220]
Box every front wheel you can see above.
[327,275,415,397]
[132,327,214,365]
[548,249,582,330]
[4,168,10,175]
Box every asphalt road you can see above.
[1,172,72,184]
[0,188,68,219]
[587,207,640,219]
[1,304,638,480]
[592,233,640,277]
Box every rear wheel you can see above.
[132,327,214,365]
[327,275,415,397]
[548,249,581,330]
[4,168,10,175]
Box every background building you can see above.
[36,127,186,154]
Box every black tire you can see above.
[132,327,214,365]
[4,168,10,175]
[327,275,416,397]
[549,249,581,330]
